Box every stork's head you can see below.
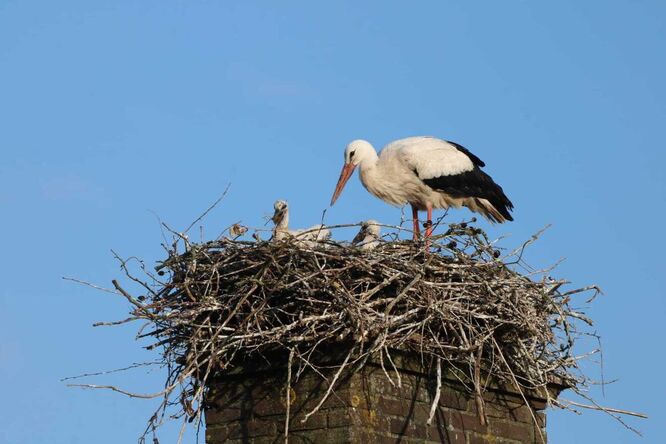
[362,219,381,238]
[331,139,376,206]
[344,139,374,165]
[272,200,289,225]
[352,219,381,244]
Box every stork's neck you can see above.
[358,148,409,207]
[357,149,379,175]
[274,211,289,232]
[357,149,381,192]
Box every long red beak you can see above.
[330,163,356,206]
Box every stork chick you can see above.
[271,200,331,245]
[352,220,382,251]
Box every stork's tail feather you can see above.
[472,197,514,224]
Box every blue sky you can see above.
[0,1,664,442]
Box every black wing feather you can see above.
[421,167,514,222]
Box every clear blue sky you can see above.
[1,1,664,443]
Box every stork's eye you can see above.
[349,151,355,159]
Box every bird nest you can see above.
[69,220,617,442]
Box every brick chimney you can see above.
[205,349,562,443]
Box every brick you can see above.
[410,421,430,440]
[227,419,277,439]
[444,410,488,434]
[359,408,383,429]
[484,400,533,423]
[328,409,354,427]
[491,419,533,443]
[254,398,284,417]
[291,428,350,443]
[300,388,350,411]
[374,435,400,444]
[389,416,410,435]
[467,432,512,444]
[252,437,282,444]
[351,429,383,443]
[438,386,471,410]
[205,424,241,443]
[410,378,430,402]
[289,412,327,431]
[410,402,433,424]
[378,396,409,416]
[426,425,465,444]
[205,408,245,424]
[367,375,398,396]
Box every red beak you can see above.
[330,163,356,206]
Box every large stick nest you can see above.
[75,221,609,442]
[155,224,585,387]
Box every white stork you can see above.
[271,200,331,245]
[330,137,513,240]
[352,220,382,251]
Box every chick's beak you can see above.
[330,163,356,206]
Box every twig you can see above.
[302,347,354,422]
[284,348,294,443]
[427,357,442,425]
[183,184,231,235]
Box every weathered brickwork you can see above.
[205,352,556,443]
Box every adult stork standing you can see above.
[330,137,513,240]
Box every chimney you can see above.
[205,348,563,443]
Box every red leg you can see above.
[411,204,420,241]
[425,204,433,238]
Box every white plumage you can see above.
[331,136,513,240]
[352,220,382,251]
[271,200,331,246]
[398,137,475,178]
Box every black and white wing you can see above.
[398,137,514,222]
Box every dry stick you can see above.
[178,351,216,444]
[92,317,136,327]
[384,347,402,388]
[66,383,171,399]
[427,357,442,425]
[60,361,160,382]
[62,276,119,295]
[284,348,295,444]
[360,272,402,302]
[68,364,198,400]
[563,399,647,419]
[473,346,487,426]
[183,184,231,235]
[111,279,145,309]
[384,273,422,317]
[503,224,551,265]
[378,349,396,387]
[492,337,545,444]
[302,347,355,422]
